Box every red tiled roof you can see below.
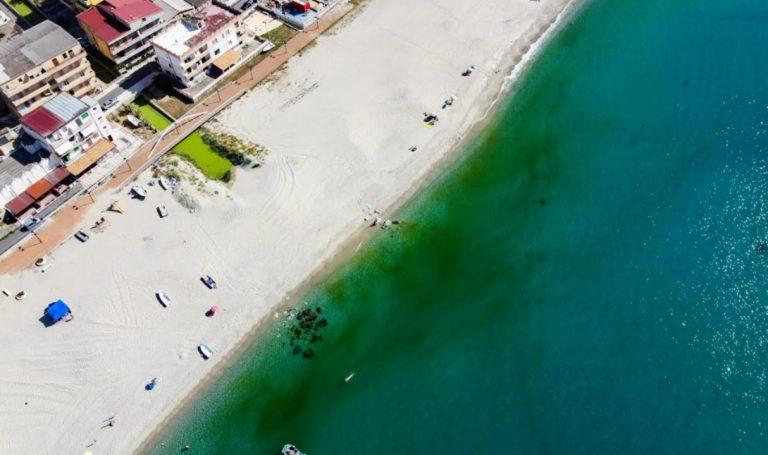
[26,178,54,200]
[44,167,72,186]
[101,0,161,25]
[78,7,128,43]
[5,192,35,216]
[21,107,66,137]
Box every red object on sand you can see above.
[208,306,219,317]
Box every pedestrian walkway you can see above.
[0,2,354,275]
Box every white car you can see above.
[21,217,41,231]
[157,205,168,218]
[101,99,118,110]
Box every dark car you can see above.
[201,275,217,289]
[74,230,90,242]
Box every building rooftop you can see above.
[77,7,127,44]
[182,0,208,8]
[101,0,161,24]
[20,93,91,137]
[78,0,162,43]
[154,0,193,15]
[152,4,234,56]
[0,21,80,85]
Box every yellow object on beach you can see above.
[109,202,124,214]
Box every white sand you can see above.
[0,0,574,453]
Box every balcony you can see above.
[61,72,93,92]
[111,20,164,53]
[10,49,87,93]
[114,41,153,65]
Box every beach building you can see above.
[0,21,99,118]
[19,92,116,177]
[0,126,74,220]
[151,4,242,88]
[77,0,189,69]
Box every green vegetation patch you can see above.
[130,97,173,132]
[7,0,44,25]
[200,128,268,167]
[171,132,233,181]
[263,25,298,47]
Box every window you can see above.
[214,49,220,56]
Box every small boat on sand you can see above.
[198,343,214,359]
[132,185,148,199]
[282,444,305,455]
[158,177,169,190]
[156,291,171,307]
[157,204,168,218]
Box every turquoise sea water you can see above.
[146,0,768,453]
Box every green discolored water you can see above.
[146,0,768,453]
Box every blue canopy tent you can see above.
[45,300,71,323]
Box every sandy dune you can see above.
[0,0,574,453]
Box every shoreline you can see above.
[134,0,583,452]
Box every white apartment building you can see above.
[152,4,241,87]
[20,92,115,176]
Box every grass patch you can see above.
[87,55,118,84]
[172,132,232,181]
[130,97,173,132]
[263,25,298,47]
[7,0,44,25]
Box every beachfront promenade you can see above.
[0,3,353,275]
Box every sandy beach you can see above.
[0,0,574,453]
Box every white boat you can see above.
[157,204,168,218]
[198,343,214,359]
[158,177,169,190]
[156,291,171,307]
[132,185,148,199]
[282,444,305,455]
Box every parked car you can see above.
[201,275,217,289]
[21,217,41,231]
[74,230,90,242]
[101,99,118,110]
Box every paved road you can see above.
[97,63,157,108]
[0,181,84,257]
